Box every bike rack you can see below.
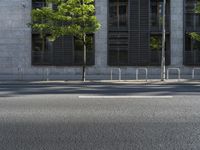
[167,68,181,80]
[111,68,121,81]
[17,66,24,80]
[136,68,148,81]
[46,68,49,81]
[192,68,200,79]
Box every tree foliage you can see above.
[30,0,101,41]
[150,37,162,51]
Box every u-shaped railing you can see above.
[111,68,121,81]
[136,68,148,81]
[167,68,181,80]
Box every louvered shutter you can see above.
[129,0,150,66]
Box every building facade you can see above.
[0,0,199,80]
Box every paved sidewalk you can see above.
[0,79,200,85]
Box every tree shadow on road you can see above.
[0,83,200,97]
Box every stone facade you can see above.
[0,0,196,80]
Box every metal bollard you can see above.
[17,66,23,81]
[111,68,121,81]
[192,68,200,79]
[46,68,49,81]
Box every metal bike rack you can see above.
[167,68,181,80]
[192,68,200,79]
[17,66,24,80]
[111,68,121,81]
[136,68,148,81]
[46,68,50,81]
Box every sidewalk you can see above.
[0,79,200,85]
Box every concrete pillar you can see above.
[95,0,108,68]
[170,0,184,67]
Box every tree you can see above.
[30,0,101,81]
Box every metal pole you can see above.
[111,69,113,80]
[161,0,166,81]
[119,68,121,81]
[82,33,86,82]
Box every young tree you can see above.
[30,0,101,81]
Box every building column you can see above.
[170,0,184,67]
[95,0,108,68]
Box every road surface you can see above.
[0,83,200,150]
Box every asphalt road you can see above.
[0,83,200,150]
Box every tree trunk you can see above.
[82,33,87,82]
[161,0,166,81]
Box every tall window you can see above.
[109,0,128,29]
[32,0,95,66]
[32,0,52,65]
[185,0,200,65]
[108,0,128,66]
[185,34,200,65]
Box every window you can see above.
[108,0,129,66]
[150,0,170,31]
[74,35,95,65]
[185,0,200,65]
[108,31,129,66]
[32,34,95,66]
[185,0,200,31]
[109,0,128,29]
[32,0,46,9]
[150,35,170,65]
[32,34,53,65]
[184,34,200,65]
[185,34,200,51]
[149,0,170,65]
